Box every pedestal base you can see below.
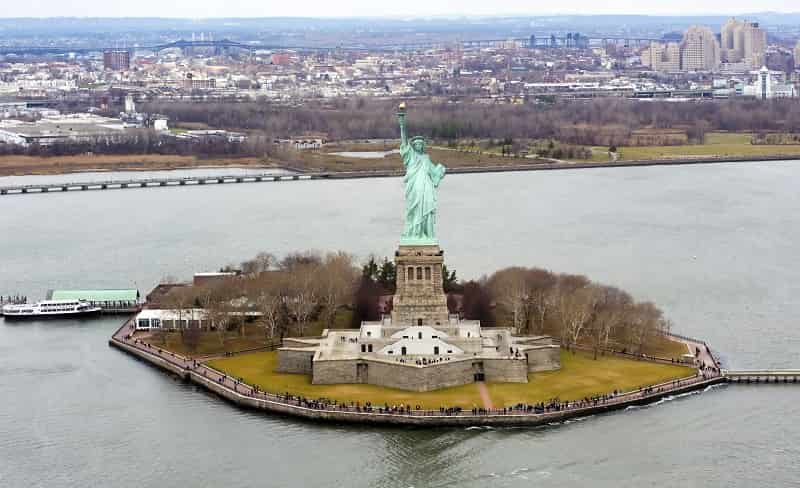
[391,244,450,326]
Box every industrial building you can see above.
[0,114,128,146]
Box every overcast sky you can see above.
[0,0,796,18]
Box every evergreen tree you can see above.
[378,258,396,292]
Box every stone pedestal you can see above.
[391,245,450,326]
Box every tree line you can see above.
[161,250,359,351]
[162,251,671,358]
[141,97,800,147]
[0,130,274,158]
[462,267,671,358]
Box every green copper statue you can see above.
[397,103,446,245]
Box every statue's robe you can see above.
[400,141,446,240]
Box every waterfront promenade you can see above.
[109,319,726,427]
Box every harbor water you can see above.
[1,161,799,487]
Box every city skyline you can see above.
[1,1,799,18]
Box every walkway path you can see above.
[110,320,723,425]
[670,334,720,371]
[476,382,493,410]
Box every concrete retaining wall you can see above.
[527,346,561,372]
[311,357,478,392]
[484,358,528,383]
[277,349,315,374]
[367,359,475,392]
[313,359,360,384]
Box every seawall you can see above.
[109,321,725,427]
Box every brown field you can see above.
[285,146,537,173]
[0,154,276,177]
[5,131,798,178]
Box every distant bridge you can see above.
[0,34,665,56]
[0,39,369,56]
[0,172,313,196]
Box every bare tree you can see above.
[241,252,277,276]
[626,302,663,354]
[317,252,358,329]
[525,268,558,334]
[557,285,598,350]
[257,291,285,341]
[488,267,530,333]
[286,264,319,336]
[589,286,632,359]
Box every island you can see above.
[109,106,725,426]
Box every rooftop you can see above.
[49,289,140,302]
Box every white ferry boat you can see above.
[1,299,101,319]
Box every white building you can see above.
[135,309,210,330]
[742,67,797,99]
[0,114,127,147]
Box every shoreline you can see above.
[108,318,726,427]
[320,154,800,179]
[3,153,799,180]
[4,155,800,196]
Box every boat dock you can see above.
[46,289,142,315]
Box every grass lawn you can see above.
[208,351,484,409]
[488,350,693,407]
[641,335,690,359]
[614,131,800,161]
[282,146,535,173]
[207,349,693,409]
[145,325,276,357]
[581,132,800,163]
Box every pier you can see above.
[722,370,800,383]
[0,172,314,196]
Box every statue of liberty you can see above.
[397,103,446,245]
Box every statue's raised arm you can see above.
[397,102,408,148]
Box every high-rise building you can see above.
[720,18,766,68]
[742,22,767,68]
[794,41,800,69]
[642,42,681,72]
[103,50,131,71]
[681,26,720,72]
